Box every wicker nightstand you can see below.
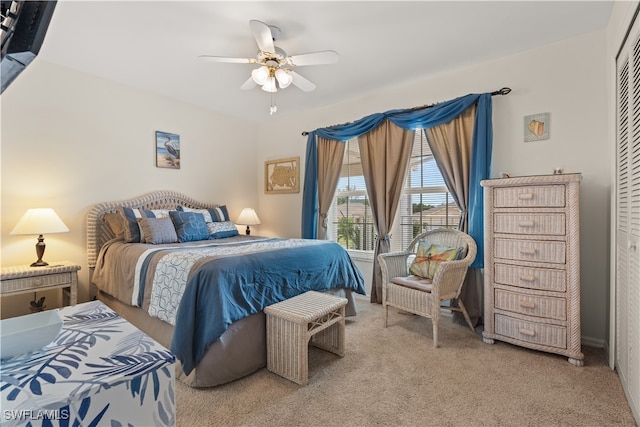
[0,261,80,307]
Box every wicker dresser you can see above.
[481,173,583,366]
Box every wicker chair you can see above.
[378,228,477,347]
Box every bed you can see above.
[87,190,366,387]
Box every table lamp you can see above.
[236,208,261,235]
[10,208,70,267]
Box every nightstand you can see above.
[0,261,80,306]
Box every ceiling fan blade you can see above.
[198,55,257,64]
[286,50,339,67]
[240,77,257,90]
[290,71,316,92]
[249,19,275,54]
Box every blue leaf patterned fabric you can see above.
[169,211,210,242]
[0,301,175,427]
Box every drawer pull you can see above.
[518,193,534,200]
[519,275,536,282]
[518,221,535,227]
[519,300,536,309]
[519,328,536,337]
[520,248,537,255]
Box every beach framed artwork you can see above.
[265,156,299,194]
[523,112,550,142]
[156,131,180,169]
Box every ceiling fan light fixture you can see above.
[251,66,269,85]
[261,76,277,93]
[275,68,293,89]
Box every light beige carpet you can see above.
[176,295,637,427]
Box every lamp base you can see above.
[31,260,49,267]
[245,225,251,235]
[32,235,48,267]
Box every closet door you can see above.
[616,12,640,422]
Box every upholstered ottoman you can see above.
[265,291,348,385]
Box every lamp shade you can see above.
[275,68,293,89]
[251,66,269,85]
[261,76,277,93]
[236,208,261,226]
[10,208,69,235]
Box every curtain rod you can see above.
[301,87,511,136]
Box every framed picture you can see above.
[265,156,299,194]
[523,112,550,142]
[156,131,180,169]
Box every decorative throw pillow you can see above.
[119,207,148,243]
[177,205,230,222]
[119,207,171,243]
[138,217,178,244]
[208,220,240,239]
[103,212,124,239]
[408,242,464,280]
[169,211,210,242]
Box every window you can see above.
[328,140,375,251]
[328,130,459,253]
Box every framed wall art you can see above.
[265,156,299,194]
[523,112,550,142]
[156,131,180,169]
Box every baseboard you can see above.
[581,335,606,349]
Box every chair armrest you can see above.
[378,252,411,284]
[431,258,472,299]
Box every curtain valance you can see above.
[301,92,493,269]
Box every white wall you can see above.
[256,30,610,345]
[1,60,259,317]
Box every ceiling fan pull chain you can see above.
[270,91,277,115]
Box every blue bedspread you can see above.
[170,241,365,375]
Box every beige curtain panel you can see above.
[316,137,346,239]
[359,120,414,303]
[425,104,483,325]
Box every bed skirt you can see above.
[97,288,359,387]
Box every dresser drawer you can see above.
[494,213,565,235]
[495,289,566,320]
[494,263,566,292]
[494,185,565,208]
[1,272,71,293]
[495,238,566,264]
[495,314,567,349]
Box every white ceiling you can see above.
[38,1,613,123]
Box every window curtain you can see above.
[358,120,414,303]
[425,103,483,325]
[302,92,493,300]
[317,137,346,239]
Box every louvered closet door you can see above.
[616,13,640,421]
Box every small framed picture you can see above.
[156,131,180,169]
[524,113,550,142]
[265,156,299,194]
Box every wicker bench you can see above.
[264,291,348,385]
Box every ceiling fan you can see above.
[198,19,339,113]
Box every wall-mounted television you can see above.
[1,1,57,94]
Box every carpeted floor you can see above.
[176,295,637,427]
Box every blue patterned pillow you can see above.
[208,221,240,239]
[177,205,230,222]
[169,211,210,242]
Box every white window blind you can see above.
[328,130,458,253]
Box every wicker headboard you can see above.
[86,190,221,268]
